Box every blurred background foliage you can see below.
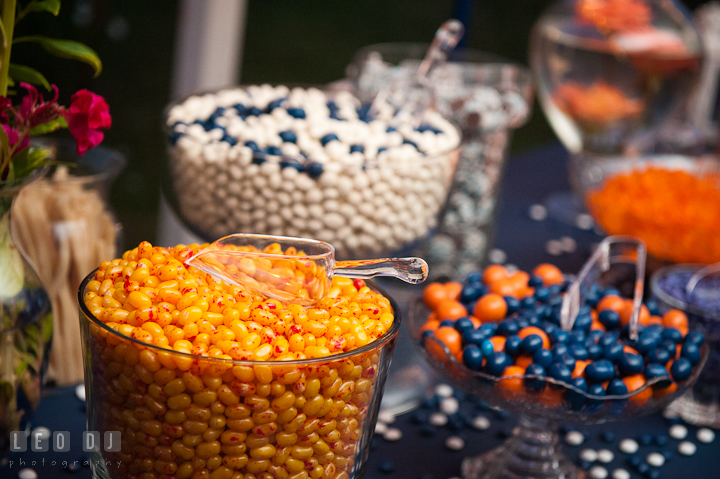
[10,0,711,247]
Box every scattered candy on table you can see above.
[166,85,461,258]
[678,441,697,456]
[669,424,688,440]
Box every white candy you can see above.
[646,452,665,467]
[611,469,630,479]
[618,439,639,454]
[377,410,395,424]
[589,466,608,479]
[697,427,715,444]
[435,384,454,398]
[445,436,465,450]
[18,468,38,479]
[579,449,598,462]
[669,424,688,440]
[374,422,388,435]
[565,431,585,446]
[75,383,86,401]
[383,428,402,441]
[678,441,697,456]
[472,416,491,431]
[429,413,448,427]
[440,397,459,416]
[597,449,614,464]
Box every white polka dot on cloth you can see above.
[678,441,697,456]
[669,424,688,440]
[697,428,715,444]
[445,436,465,451]
[565,431,585,446]
[383,428,402,441]
[618,439,639,454]
[589,465,608,479]
[611,468,630,479]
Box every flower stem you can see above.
[0,0,16,97]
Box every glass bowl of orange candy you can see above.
[572,153,720,265]
[409,262,707,479]
[78,239,401,479]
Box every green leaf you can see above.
[13,36,102,77]
[9,63,50,90]
[11,146,51,179]
[29,115,66,136]
[0,15,6,50]
[23,0,61,17]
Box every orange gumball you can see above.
[619,300,650,326]
[420,319,440,333]
[474,294,508,322]
[508,271,530,290]
[490,279,519,298]
[623,374,652,406]
[572,360,590,379]
[597,295,625,314]
[623,345,639,355]
[490,336,507,352]
[532,263,564,286]
[518,326,550,349]
[436,300,468,321]
[444,282,463,302]
[497,366,525,393]
[483,264,509,284]
[537,388,564,407]
[515,355,533,369]
[653,381,678,399]
[663,309,689,331]
[591,319,606,332]
[426,327,462,361]
[423,283,447,310]
[470,317,482,329]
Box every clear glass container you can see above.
[531,0,703,154]
[12,140,125,385]
[652,264,720,427]
[78,272,401,479]
[0,167,53,462]
[349,44,533,279]
[163,85,461,260]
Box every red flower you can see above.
[0,97,11,124]
[17,82,62,128]
[63,89,111,155]
[3,124,29,150]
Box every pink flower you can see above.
[17,82,62,128]
[63,89,111,155]
[0,97,11,124]
[3,124,29,150]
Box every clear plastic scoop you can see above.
[561,236,647,340]
[369,19,465,122]
[185,234,429,307]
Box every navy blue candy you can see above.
[280,161,304,172]
[661,339,677,355]
[251,155,266,165]
[461,284,484,303]
[524,364,547,391]
[516,316,530,329]
[521,296,537,310]
[598,310,621,329]
[248,106,263,116]
[573,313,593,332]
[454,317,474,334]
[306,162,324,179]
[548,363,572,384]
[245,140,261,152]
[584,359,615,383]
[480,339,495,358]
[601,431,615,443]
[639,434,653,446]
[602,287,621,297]
[421,330,433,346]
[356,104,372,121]
[266,98,286,112]
[504,335,522,357]
[520,334,544,354]
[528,275,543,288]
[403,138,419,150]
[221,134,237,146]
[541,322,557,336]
[618,352,644,376]
[587,343,602,360]
[320,133,339,146]
[535,305,551,319]
[279,131,297,143]
[599,332,619,348]
[662,327,683,343]
[169,131,183,145]
[266,146,283,156]
[485,352,511,376]
[533,349,554,368]
[479,324,498,338]
[552,343,569,358]
[628,455,641,467]
[648,469,660,479]
[670,357,693,381]
[655,434,668,446]
[686,330,704,346]
[534,287,551,303]
[496,320,519,337]
[568,330,586,345]
[555,353,576,371]
[603,342,624,362]
[587,330,604,344]
[606,378,628,396]
[504,296,520,314]
[635,332,660,354]
[566,377,588,410]
[463,345,484,371]
[587,384,606,406]
[462,329,486,346]
[646,347,671,365]
[286,107,306,119]
[568,344,589,361]
[551,329,569,344]
[680,342,701,365]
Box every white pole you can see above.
[159,0,248,247]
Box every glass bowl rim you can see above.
[409,297,708,401]
[190,233,339,264]
[650,263,720,320]
[162,83,464,165]
[31,138,127,186]
[78,268,402,366]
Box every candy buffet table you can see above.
[7,144,719,479]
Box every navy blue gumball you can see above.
[644,364,671,389]
[548,362,572,386]
[504,335,522,357]
[528,275,543,288]
[524,364,547,392]
[552,343,568,358]
[599,331,619,348]
[533,349,554,368]
[587,343,602,360]
[479,323,498,337]
[587,383,606,407]
[485,352,512,376]
[503,296,520,314]
[454,317,475,334]
[573,313,593,332]
[439,319,455,328]
[497,320,519,337]
[681,342,701,365]
[566,377,589,410]
[568,344,589,361]
[461,328,486,346]
[551,329,569,344]
[670,357,693,382]
[568,330,586,344]
[685,331,704,346]
[555,353,576,371]
[602,342,624,362]
[520,334,544,355]
[598,310,620,329]
[662,328,683,344]
[463,345,484,371]
[617,352,644,376]
[584,359,615,384]
[646,347,671,366]
[606,378,629,396]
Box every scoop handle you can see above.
[416,19,465,80]
[334,257,429,284]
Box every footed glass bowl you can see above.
[408,298,708,479]
[79,272,401,479]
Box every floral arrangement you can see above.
[0,0,111,194]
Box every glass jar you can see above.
[0,167,53,461]
[531,0,703,154]
[349,44,533,279]
[12,140,125,385]
[78,272,401,479]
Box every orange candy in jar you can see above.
[81,241,397,479]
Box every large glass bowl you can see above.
[571,152,720,265]
[163,85,462,260]
[408,297,708,479]
[78,271,401,479]
[348,43,533,279]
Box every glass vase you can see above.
[0,167,53,462]
[11,140,125,386]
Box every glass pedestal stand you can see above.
[462,417,583,479]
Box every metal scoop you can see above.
[185,234,428,307]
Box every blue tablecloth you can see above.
[6,144,720,479]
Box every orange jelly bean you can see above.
[473,294,507,322]
[435,300,468,321]
[532,264,564,286]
